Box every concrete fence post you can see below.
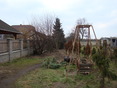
[7,38,12,62]
[27,40,30,55]
[20,39,23,57]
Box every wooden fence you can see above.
[0,39,33,63]
[0,40,8,53]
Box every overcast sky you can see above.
[0,0,117,38]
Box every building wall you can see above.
[100,38,110,46]
[110,38,117,48]
[81,39,99,46]
[100,37,117,48]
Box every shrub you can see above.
[92,48,96,55]
[81,46,85,55]
[93,48,117,88]
[42,57,61,69]
[49,63,61,69]
[114,48,117,57]
[85,43,91,55]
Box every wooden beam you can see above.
[77,25,92,28]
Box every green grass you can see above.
[0,57,43,70]
[1,55,116,88]
[16,68,65,88]
[15,65,100,88]
[15,60,117,88]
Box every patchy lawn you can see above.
[0,57,43,77]
[0,57,42,67]
[15,57,117,88]
[0,50,65,88]
[0,56,44,88]
[16,65,99,88]
[0,50,117,88]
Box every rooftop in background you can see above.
[12,24,35,39]
[12,24,35,29]
[12,25,35,33]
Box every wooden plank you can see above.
[79,72,90,75]
[79,64,93,67]
[79,67,92,70]
[79,69,92,72]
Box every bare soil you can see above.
[0,64,41,88]
[0,50,66,88]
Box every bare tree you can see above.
[77,18,88,40]
[31,14,55,36]
[66,29,75,41]
[32,31,47,55]
[30,14,56,54]
[66,18,88,41]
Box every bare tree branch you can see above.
[77,18,89,40]
[29,14,55,54]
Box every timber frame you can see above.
[72,25,98,74]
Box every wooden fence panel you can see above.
[12,40,20,51]
[23,40,28,49]
[0,40,8,53]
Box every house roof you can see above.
[12,25,35,34]
[0,19,21,34]
[12,25,36,39]
[12,25,47,39]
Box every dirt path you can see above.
[0,63,41,88]
[0,63,42,88]
[0,50,66,88]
